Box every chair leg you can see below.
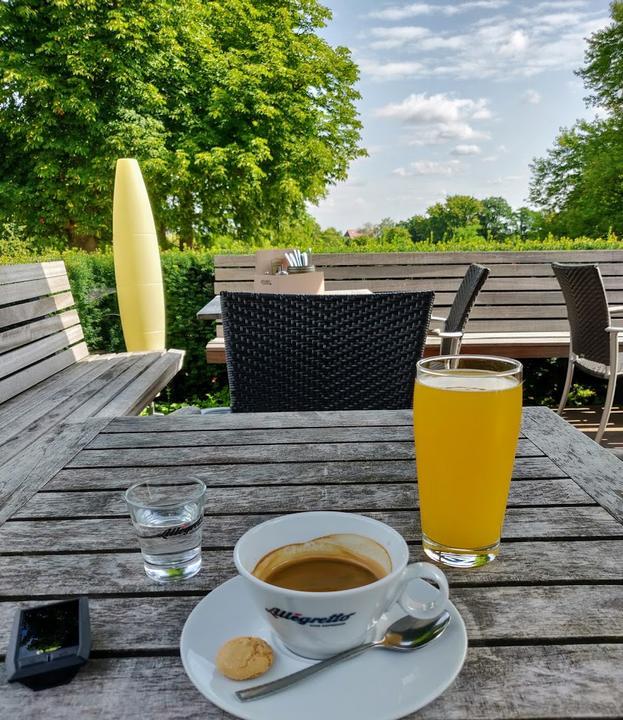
[558,360,574,414]
[595,372,617,445]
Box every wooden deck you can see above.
[562,405,623,458]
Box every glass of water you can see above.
[125,479,207,582]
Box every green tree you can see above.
[0,0,364,249]
[478,196,514,240]
[426,195,483,242]
[579,1,623,113]
[514,206,545,240]
[529,119,623,237]
[401,214,431,242]
[529,2,623,237]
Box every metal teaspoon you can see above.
[236,611,451,702]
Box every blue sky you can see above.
[309,0,610,230]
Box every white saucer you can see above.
[180,576,467,720]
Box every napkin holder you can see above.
[253,249,324,294]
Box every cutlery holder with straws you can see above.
[253,248,325,294]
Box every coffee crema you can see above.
[252,533,392,592]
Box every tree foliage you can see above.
[529,2,623,237]
[0,0,364,248]
[398,195,544,243]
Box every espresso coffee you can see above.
[252,533,391,592]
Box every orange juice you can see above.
[414,371,522,552]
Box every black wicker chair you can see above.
[428,263,490,354]
[220,291,435,412]
[553,262,623,444]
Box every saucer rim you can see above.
[180,575,468,720]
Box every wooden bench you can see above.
[200,249,623,363]
[0,261,184,509]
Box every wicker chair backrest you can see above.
[552,262,611,365]
[221,291,435,412]
[441,264,490,355]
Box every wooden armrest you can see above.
[605,326,623,333]
[609,306,623,315]
[197,295,222,321]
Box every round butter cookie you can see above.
[215,636,273,681]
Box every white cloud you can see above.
[358,59,425,80]
[359,6,610,82]
[451,144,481,155]
[394,160,461,176]
[488,174,524,185]
[376,93,492,145]
[499,29,529,56]
[522,89,542,105]
[412,160,461,176]
[376,93,490,124]
[369,1,509,21]
[369,25,430,50]
[524,1,588,12]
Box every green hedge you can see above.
[1,247,225,405]
[1,239,613,408]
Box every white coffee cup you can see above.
[234,511,449,659]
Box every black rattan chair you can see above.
[429,263,489,354]
[220,291,435,412]
[553,262,623,444]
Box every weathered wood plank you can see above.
[215,275,623,293]
[0,540,622,598]
[87,425,430,449]
[0,356,142,466]
[0,357,103,436]
[522,406,623,524]
[2,584,620,654]
[0,273,71,306]
[46,455,564,491]
[14,478,594,520]
[0,291,75,330]
[0,323,84,379]
[105,408,417,431]
[0,342,89,404]
[0,418,114,526]
[0,309,81,353]
[214,250,623,266]
[0,645,622,719]
[95,349,185,417]
[67,438,542,468]
[217,261,623,283]
[3,507,620,553]
[0,260,67,285]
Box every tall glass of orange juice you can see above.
[414,355,523,568]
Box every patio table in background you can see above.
[0,407,622,718]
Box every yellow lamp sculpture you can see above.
[112,159,166,351]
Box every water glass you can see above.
[413,355,523,568]
[125,479,207,582]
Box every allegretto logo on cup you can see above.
[265,607,356,627]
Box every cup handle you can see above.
[395,562,449,620]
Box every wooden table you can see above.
[1,407,622,718]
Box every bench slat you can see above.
[0,309,81,353]
[0,261,67,285]
[0,291,75,330]
[95,350,186,417]
[0,324,84,380]
[0,342,89,404]
[214,250,623,267]
[0,355,142,466]
[0,274,71,306]
[216,261,623,282]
